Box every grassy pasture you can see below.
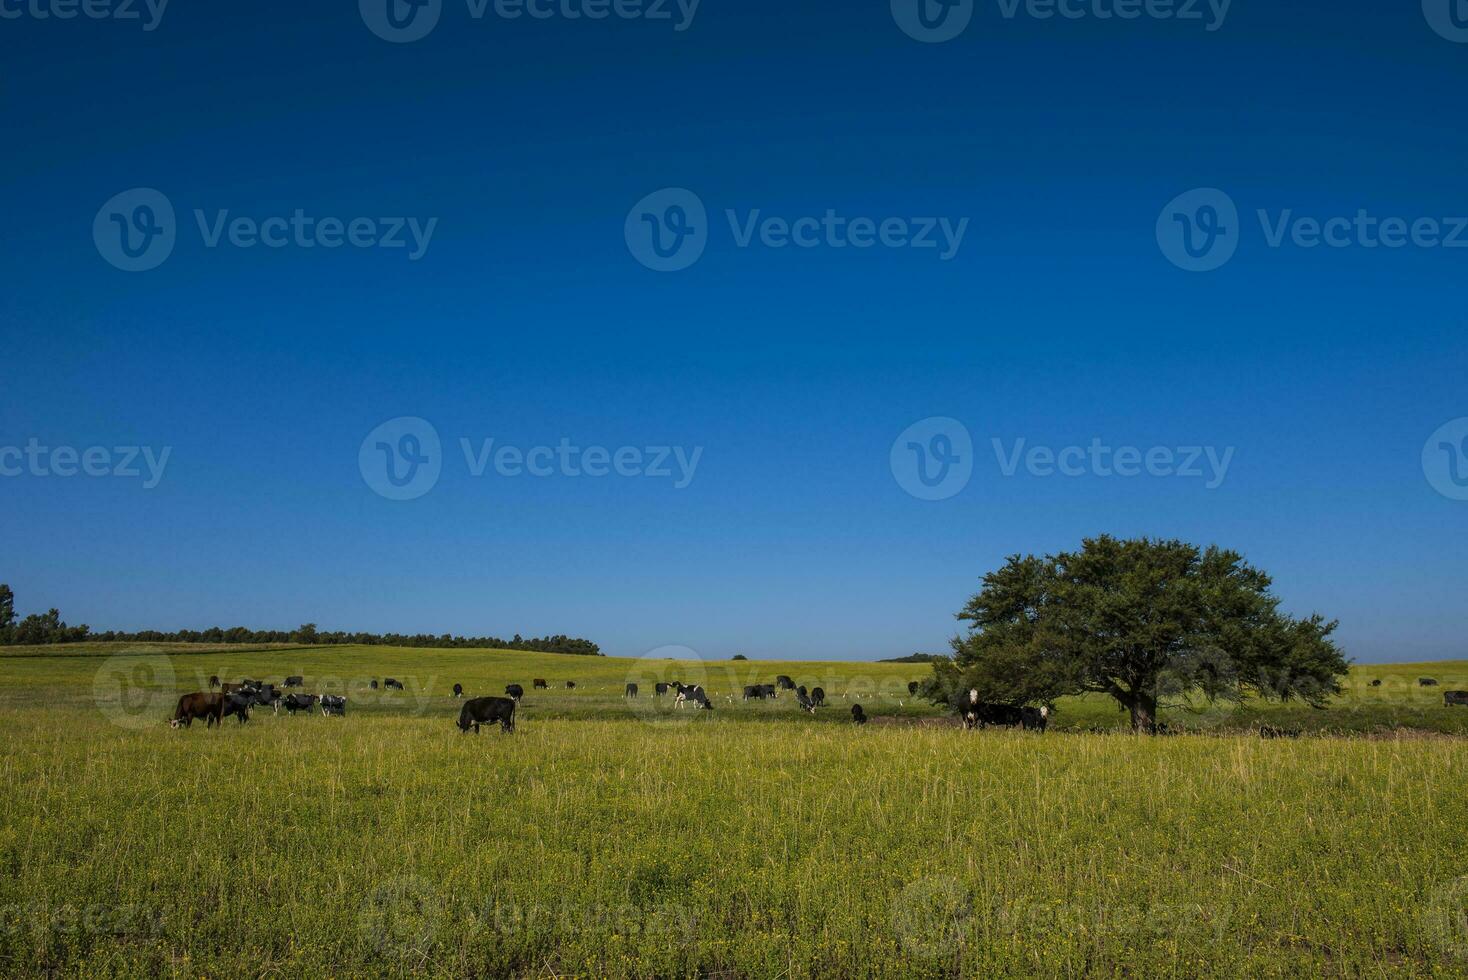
[1,645,1468,977]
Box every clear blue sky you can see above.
[2,0,1465,662]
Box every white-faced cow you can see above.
[452,683,464,698]
[504,684,524,702]
[458,696,516,734]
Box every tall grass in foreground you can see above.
[1,711,1466,977]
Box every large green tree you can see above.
[0,584,14,642]
[933,536,1349,731]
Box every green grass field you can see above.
[2,644,1468,977]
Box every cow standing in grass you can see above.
[458,696,516,734]
[171,693,225,729]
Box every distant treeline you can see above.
[0,584,601,655]
[879,653,947,663]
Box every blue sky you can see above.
[2,0,1466,661]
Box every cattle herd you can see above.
[172,674,1468,733]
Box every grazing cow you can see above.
[776,675,795,691]
[370,680,379,690]
[674,684,713,710]
[320,695,347,717]
[504,684,524,702]
[908,681,919,696]
[759,683,777,700]
[284,676,304,688]
[208,675,220,689]
[1444,691,1468,707]
[282,693,319,716]
[654,683,669,696]
[171,693,225,729]
[1420,678,1439,687]
[533,679,548,690]
[811,686,826,707]
[1369,679,1382,687]
[742,685,763,701]
[452,683,464,698]
[458,696,516,734]
[851,704,866,725]
[956,689,1026,730]
[223,693,254,725]
[794,689,816,713]
[796,685,808,699]
[625,683,639,698]
[1020,706,1050,732]
[566,681,576,689]
[253,685,282,713]
[384,678,404,691]
[220,682,249,695]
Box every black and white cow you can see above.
[957,689,1027,730]
[452,683,464,699]
[504,684,524,702]
[383,678,404,691]
[674,684,713,710]
[320,695,347,717]
[794,688,816,713]
[625,683,639,698]
[1020,705,1050,732]
[775,675,795,691]
[811,687,826,707]
[458,696,516,734]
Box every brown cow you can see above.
[171,692,226,729]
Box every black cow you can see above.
[908,681,919,696]
[566,681,576,689]
[957,689,1025,730]
[452,683,464,698]
[284,676,304,688]
[370,680,379,690]
[760,683,777,699]
[220,682,249,695]
[533,679,548,689]
[1420,678,1439,687]
[253,685,282,712]
[282,693,319,716]
[1020,706,1050,732]
[796,685,808,699]
[1444,691,1468,707]
[320,695,347,717]
[654,683,669,696]
[505,684,524,702]
[742,685,765,701]
[383,678,404,691]
[1369,679,1382,687]
[851,704,866,725]
[223,693,254,725]
[811,686,826,707]
[171,693,225,729]
[208,675,220,689]
[625,683,638,697]
[794,689,816,713]
[776,675,795,690]
[458,696,516,734]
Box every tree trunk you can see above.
[1129,691,1158,733]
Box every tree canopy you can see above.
[929,536,1349,731]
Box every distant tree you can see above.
[731,654,748,661]
[0,584,13,642]
[933,536,1349,732]
[293,623,319,645]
